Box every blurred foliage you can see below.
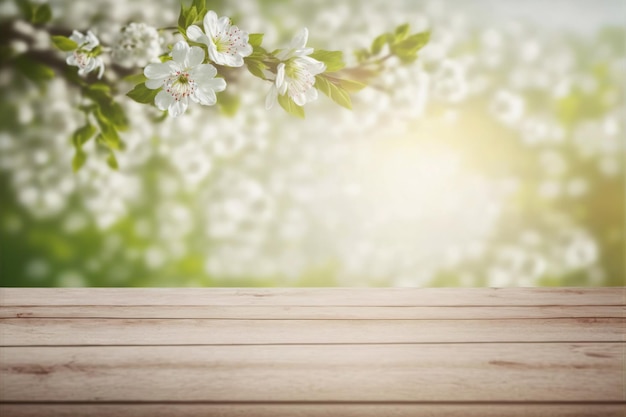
[0,0,624,287]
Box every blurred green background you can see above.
[0,0,624,287]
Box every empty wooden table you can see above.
[0,287,624,416]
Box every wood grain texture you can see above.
[0,287,624,417]
[1,404,625,417]
[1,305,623,319]
[1,287,624,306]
[0,343,622,402]
[1,318,623,346]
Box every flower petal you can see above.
[304,86,318,102]
[291,27,308,49]
[70,30,84,44]
[186,25,205,43]
[217,16,230,33]
[265,85,278,110]
[203,10,218,37]
[216,53,244,67]
[291,91,306,106]
[95,59,105,79]
[239,42,253,57]
[85,31,100,50]
[189,63,217,82]
[155,90,174,111]
[145,78,164,89]
[293,47,314,57]
[186,46,205,68]
[171,41,190,65]
[202,77,227,92]
[207,43,221,65]
[276,63,285,89]
[144,62,173,79]
[169,97,188,117]
[299,56,326,74]
[194,87,217,106]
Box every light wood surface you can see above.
[0,287,624,416]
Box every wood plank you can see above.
[1,404,624,417]
[0,343,622,402]
[1,288,624,307]
[1,305,623,319]
[1,318,623,346]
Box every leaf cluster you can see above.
[14,0,52,25]
[71,82,129,171]
[356,23,430,65]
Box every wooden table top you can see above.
[0,287,624,416]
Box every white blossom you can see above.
[66,30,104,79]
[112,22,161,68]
[144,41,226,117]
[265,28,326,109]
[187,10,252,67]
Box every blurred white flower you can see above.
[432,59,468,103]
[66,30,104,78]
[144,41,226,117]
[187,10,252,67]
[561,232,599,270]
[489,89,525,125]
[265,28,326,108]
[112,22,161,68]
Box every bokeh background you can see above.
[0,0,624,287]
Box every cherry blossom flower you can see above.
[144,41,226,117]
[112,22,161,68]
[265,28,325,109]
[66,30,105,79]
[187,10,252,67]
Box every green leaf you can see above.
[354,48,370,63]
[245,59,267,80]
[177,3,186,31]
[94,109,123,150]
[99,100,129,130]
[277,94,305,118]
[337,78,367,93]
[248,33,263,47]
[315,75,352,110]
[15,56,54,84]
[71,123,96,148]
[51,35,78,52]
[106,152,119,170]
[185,6,199,28]
[83,84,129,130]
[392,32,430,58]
[72,150,87,172]
[192,0,207,15]
[85,82,111,102]
[371,33,390,55]
[126,83,159,104]
[394,23,410,41]
[31,3,52,24]
[122,72,148,85]
[309,49,345,72]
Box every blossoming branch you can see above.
[1,0,430,171]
